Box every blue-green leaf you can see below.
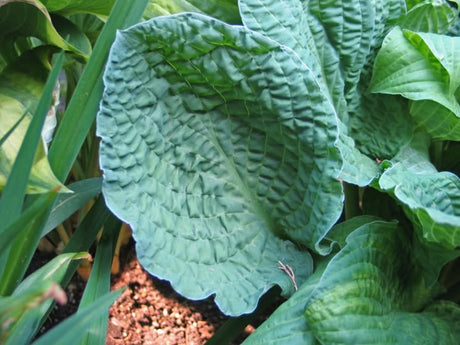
[378,133,460,249]
[305,220,460,344]
[239,0,410,185]
[241,259,329,345]
[97,12,347,315]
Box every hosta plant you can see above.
[1,0,459,344]
[96,0,460,343]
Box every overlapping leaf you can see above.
[97,12,348,315]
[305,220,460,344]
[241,259,327,345]
[239,0,412,185]
[379,134,460,249]
[0,60,67,194]
[40,0,115,17]
[371,27,460,140]
[1,252,90,345]
[0,0,89,71]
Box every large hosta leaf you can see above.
[239,0,411,185]
[241,258,328,345]
[378,134,460,249]
[371,27,460,140]
[241,214,371,345]
[97,13,345,315]
[305,220,460,344]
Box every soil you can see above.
[106,246,250,345]
[36,241,280,345]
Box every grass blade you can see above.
[0,190,57,255]
[0,109,28,147]
[0,52,64,221]
[31,290,124,345]
[42,177,102,236]
[48,0,149,181]
[77,216,121,345]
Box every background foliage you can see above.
[0,0,459,344]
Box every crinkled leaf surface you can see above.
[379,134,460,249]
[97,12,347,315]
[0,61,68,194]
[241,258,328,345]
[305,220,460,344]
[371,27,460,140]
[239,0,411,185]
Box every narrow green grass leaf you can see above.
[0,109,27,147]
[2,252,90,345]
[76,216,120,345]
[0,190,57,255]
[0,51,64,221]
[48,0,149,182]
[31,290,124,345]
[30,200,115,344]
[62,197,111,255]
[42,177,102,236]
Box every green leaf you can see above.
[42,177,102,236]
[142,0,201,19]
[304,220,460,344]
[77,217,120,345]
[0,62,69,194]
[48,0,149,182]
[31,290,124,345]
[400,0,459,33]
[370,27,460,140]
[40,0,115,17]
[144,0,240,24]
[0,0,89,65]
[241,259,329,345]
[0,52,65,221]
[185,0,240,23]
[1,252,90,345]
[96,12,349,315]
[378,133,460,249]
[239,0,409,185]
[0,190,56,255]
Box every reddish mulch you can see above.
[35,241,280,345]
[106,248,251,345]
